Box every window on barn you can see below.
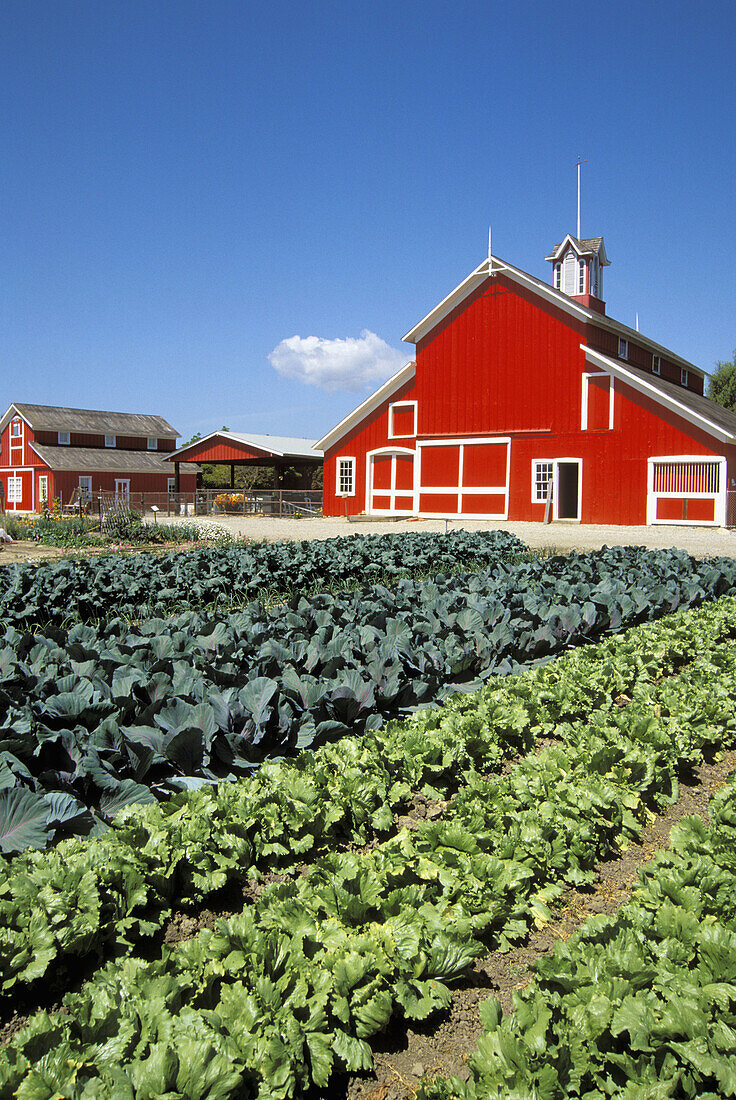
[578,260,585,293]
[553,263,561,290]
[147,437,157,450]
[532,460,554,504]
[7,477,22,503]
[104,435,116,448]
[618,338,628,360]
[10,420,21,437]
[562,251,578,295]
[337,457,355,496]
[58,431,70,445]
[681,368,689,386]
[78,476,92,500]
[652,355,661,375]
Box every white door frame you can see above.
[646,455,726,526]
[553,458,583,522]
[366,447,416,515]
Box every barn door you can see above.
[647,457,726,526]
[368,450,415,514]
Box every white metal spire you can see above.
[576,157,587,239]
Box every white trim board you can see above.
[315,362,416,452]
[581,346,735,444]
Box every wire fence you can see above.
[73,488,324,520]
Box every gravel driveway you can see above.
[156,513,736,559]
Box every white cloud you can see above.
[268,330,407,393]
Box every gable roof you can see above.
[169,431,321,462]
[402,252,703,380]
[583,346,736,444]
[545,235,611,265]
[1,403,178,437]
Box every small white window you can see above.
[618,338,628,360]
[7,476,22,503]
[337,457,355,497]
[167,477,176,496]
[38,475,48,503]
[10,420,21,438]
[532,460,554,504]
[104,434,116,448]
[553,263,561,289]
[652,355,661,375]
[590,258,599,297]
[681,368,688,386]
[115,479,130,501]
[58,431,70,445]
[78,476,92,500]
[147,437,157,450]
[578,260,585,293]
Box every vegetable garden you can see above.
[0,530,735,1097]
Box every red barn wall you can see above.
[322,272,729,525]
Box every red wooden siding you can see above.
[322,268,729,525]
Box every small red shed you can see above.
[317,237,736,526]
[0,403,197,512]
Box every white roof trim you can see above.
[315,362,416,452]
[0,404,27,435]
[582,345,734,444]
[169,431,320,461]
[402,254,590,345]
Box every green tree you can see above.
[707,351,736,411]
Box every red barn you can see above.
[317,237,736,526]
[0,403,197,512]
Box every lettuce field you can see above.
[0,530,735,1098]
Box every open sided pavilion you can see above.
[166,431,322,491]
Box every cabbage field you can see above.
[0,530,735,1098]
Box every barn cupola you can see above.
[545,235,610,314]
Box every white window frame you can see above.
[578,259,585,294]
[415,436,511,520]
[647,455,726,526]
[104,434,116,448]
[531,458,583,521]
[38,474,48,504]
[652,354,661,375]
[581,371,615,431]
[336,456,356,497]
[531,460,555,504]
[553,262,561,289]
[10,420,22,438]
[6,476,22,504]
[387,400,417,440]
[58,431,70,445]
[114,479,130,501]
[147,437,157,450]
[681,368,689,386]
[167,477,176,496]
[618,337,628,360]
[78,475,92,500]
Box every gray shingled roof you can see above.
[7,404,178,436]
[30,445,189,475]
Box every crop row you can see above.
[0,528,526,628]
[420,776,736,1099]
[2,545,734,849]
[2,610,736,1097]
[0,592,733,1011]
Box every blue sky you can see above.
[2,1,735,442]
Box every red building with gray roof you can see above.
[317,236,736,526]
[0,403,197,511]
